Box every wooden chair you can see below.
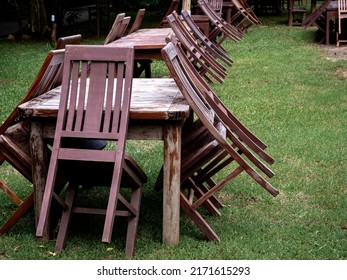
[158,0,180,27]
[128,9,146,34]
[35,45,147,257]
[238,0,262,25]
[104,13,128,44]
[228,0,258,30]
[197,0,244,46]
[55,34,82,50]
[161,41,278,241]
[167,11,228,83]
[336,0,347,46]
[288,0,307,27]
[0,50,66,234]
[181,10,233,66]
[127,8,152,78]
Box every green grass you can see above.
[0,15,346,260]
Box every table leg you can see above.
[30,120,50,240]
[326,11,331,45]
[162,121,182,245]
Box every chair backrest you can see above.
[180,10,233,66]
[0,50,65,135]
[230,0,260,26]
[128,8,146,34]
[161,42,279,197]
[104,13,126,44]
[36,44,136,238]
[197,0,243,42]
[57,45,134,146]
[165,33,271,159]
[158,0,180,27]
[55,34,82,50]
[167,11,227,83]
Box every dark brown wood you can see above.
[288,0,307,27]
[161,41,279,241]
[181,10,233,66]
[158,0,180,27]
[19,77,190,247]
[336,0,347,46]
[109,28,172,60]
[128,9,146,34]
[197,0,244,45]
[104,13,126,44]
[127,9,152,78]
[55,34,82,50]
[167,12,227,83]
[34,45,147,257]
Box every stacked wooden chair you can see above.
[35,45,147,258]
[127,9,152,78]
[197,0,244,46]
[166,11,227,83]
[0,35,82,235]
[229,0,262,30]
[336,0,347,46]
[180,10,233,67]
[157,36,278,241]
[104,13,131,45]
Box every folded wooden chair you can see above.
[127,8,152,78]
[167,11,227,83]
[180,10,233,67]
[229,0,257,30]
[161,41,278,241]
[336,0,347,46]
[238,0,262,25]
[197,0,244,46]
[35,45,147,257]
[0,49,66,234]
[104,13,129,44]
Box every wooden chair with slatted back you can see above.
[55,34,82,50]
[288,0,307,27]
[180,10,233,66]
[104,13,126,44]
[167,11,227,83]
[336,0,347,46]
[161,41,279,241]
[197,0,244,46]
[0,49,66,235]
[35,45,147,258]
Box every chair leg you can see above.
[0,192,34,234]
[125,185,142,258]
[55,183,77,252]
[180,193,220,241]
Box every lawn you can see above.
[0,14,346,260]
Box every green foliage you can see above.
[0,15,346,260]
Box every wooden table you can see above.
[18,78,191,245]
[109,28,172,60]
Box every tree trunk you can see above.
[30,0,49,37]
